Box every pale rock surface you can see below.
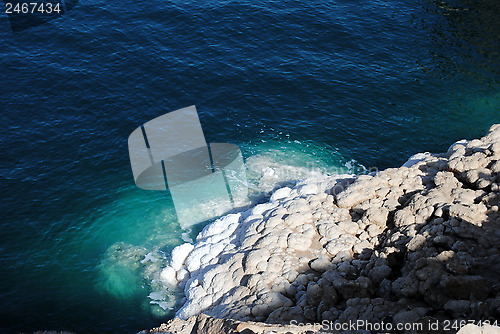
[456,324,500,334]
[150,124,500,334]
[140,313,321,334]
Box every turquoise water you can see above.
[0,0,499,333]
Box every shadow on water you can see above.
[5,0,80,32]
[419,0,500,84]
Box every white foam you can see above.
[244,154,332,199]
[141,252,159,264]
[149,291,165,300]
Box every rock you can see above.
[251,292,293,317]
[449,203,488,223]
[368,264,391,285]
[142,313,324,334]
[407,235,426,252]
[334,276,372,299]
[443,299,471,318]
[337,221,359,235]
[336,176,386,208]
[171,243,195,271]
[392,309,424,324]
[147,125,500,331]
[270,187,292,202]
[245,249,271,272]
[441,275,491,300]
[392,276,418,297]
[456,323,500,334]
[325,234,358,255]
[266,306,306,324]
[448,152,488,173]
[287,233,312,252]
[309,257,331,272]
[363,206,389,227]
[305,282,322,306]
[490,160,500,173]
[393,208,416,227]
[160,266,179,286]
[298,183,319,197]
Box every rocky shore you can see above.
[147,124,500,334]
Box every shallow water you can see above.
[0,0,499,332]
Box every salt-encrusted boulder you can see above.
[456,323,500,334]
[140,313,324,334]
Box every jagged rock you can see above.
[148,125,500,334]
[440,275,491,300]
[456,324,500,334]
[141,313,323,333]
[443,299,471,318]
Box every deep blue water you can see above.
[0,0,499,333]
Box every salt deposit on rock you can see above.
[156,124,500,333]
[140,313,321,334]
